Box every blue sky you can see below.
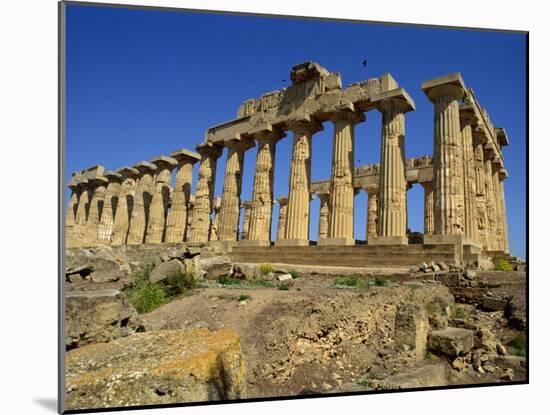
[65,4,527,258]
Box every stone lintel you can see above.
[368,236,408,246]
[170,148,201,164]
[318,237,356,246]
[422,73,466,101]
[311,181,330,194]
[225,134,255,151]
[134,161,157,174]
[495,127,510,147]
[103,170,123,181]
[325,102,365,124]
[117,166,140,178]
[274,238,311,247]
[371,87,416,112]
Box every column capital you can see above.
[196,141,224,159]
[363,184,380,196]
[459,102,478,128]
[134,160,157,175]
[498,168,509,181]
[224,135,255,152]
[286,114,323,134]
[150,155,178,171]
[88,176,108,188]
[170,148,201,165]
[240,200,252,210]
[422,73,466,102]
[277,196,288,206]
[326,102,366,124]
[472,125,488,145]
[495,127,510,147]
[117,166,139,180]
[492,155,504,170]
[104,170,123,183]
[248,122,286,142]
[420,180,434,190]
[372,87,416,113]
[483,141,498,160]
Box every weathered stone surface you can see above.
[428,327,475,357]
[436,272,461,287]
[65,289,142,350]
[378,361,448,390]
[394,304,429,362]
[149,259,186,284]
[66,248,129,283]
[65,329,246,410]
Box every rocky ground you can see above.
[64,245,527,410]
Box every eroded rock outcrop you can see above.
[65,328,246,410]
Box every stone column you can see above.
[209,197,222,241]
[70,180,91,248]
[276,117,323,246]
[145,156,178,244]
[240,200,252,240]
[498,169,510,254]
[244,127,285,246]
[217,137,254,243]
[97,171,122,245]
[421,181,434,236]
[459,104,479,243]
[483,151,497,251]
[371,89,415,245]
[83,176,109,246]
[366,186,379,242]
[111,167,139,246]
[317,191,330,241]
[186,194,196,240]
[127,161,157,245]
[472,130,489,250]
[65,179,82,248]
[491,157,504,251]
[422,74,466,244]
[187,142,223,243]
[276,197,288,241]
[318,106,364,246]
[165,149,200,243]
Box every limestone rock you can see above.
[436,272,460,287]
[377,362,448,389]
[428,327,475,357]
[149,259,186,284]
[197,255,232,280]
[394,304,429,361]
[65,328,246,410]
[65,289,142,350]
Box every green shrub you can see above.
[278,283,290,290]
[251,278,274,288]
[357,377,372,387]
[218,276,244,286]
[163,271,197,297]
[425,351,439,361]
[128,265,168,314]
[451,304,466,319]
[236,294,251,302]
[374,276,390,286]
[508,332,526,356]
[495,259,513,271]
[289,270,301,279]
[332,275,370,289]
[259,263,275,275]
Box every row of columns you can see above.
[421,74,509,253]
[66,150,201,248]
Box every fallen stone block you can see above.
[65,328,246,411]
[277,273,293,282]
[428,327,475,357]
[435,272,460,287]
[377,362,448,390]
[65,289,142,350]
[149,259,186,283]
[395,304,429,362]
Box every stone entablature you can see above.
[66,61,511,257]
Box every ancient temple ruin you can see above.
[66,62,512,266]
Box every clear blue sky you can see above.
[65,4,526,258]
